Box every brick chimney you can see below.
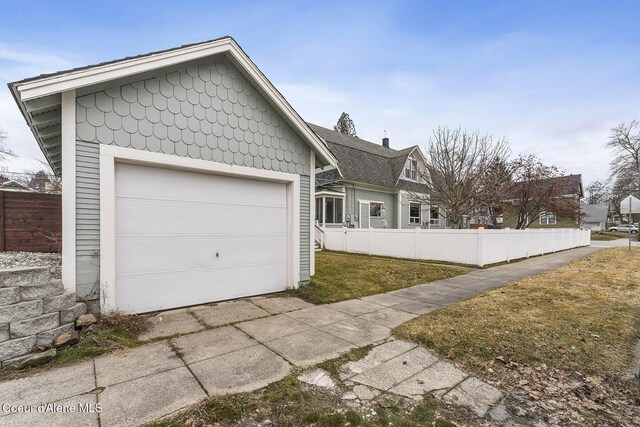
[382,131,389,148]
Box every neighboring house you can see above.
[581,203,609,231]
[0,179,35,192]
[310,124,432,229]
[501,174,584,229]
[9,37,337,314]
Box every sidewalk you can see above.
[0,246,600,426]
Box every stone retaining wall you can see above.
[0,267,86,367]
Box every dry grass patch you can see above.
[590,230,631,241]
[294,251,466,304]
[0,312,148,381]
[395,247,640,378]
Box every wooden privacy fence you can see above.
[322,227,591,267]
[0,191,62,252]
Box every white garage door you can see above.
[115,163,288,313]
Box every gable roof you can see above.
[582,203,609,223]
[308,123,429,193]
[504,174,584,200]
[9,37,337,175]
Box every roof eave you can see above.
[11,37,337,170]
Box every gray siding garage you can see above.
[10,37,336,313]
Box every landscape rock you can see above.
[53,330,79,348]
[76,313,97,328]
[4,348,56,369]
[0,299,43,323]
[10,312,59,338]
[19,280,64,301]
[0,287,20,306]
[0,252,61,279]
[0,266,50,287]
[59,302,87,324]
[43,292,76,313]
[35,323,75,347]
[297,369,336,388]
[0,336,36,362]
[0,323,8,342]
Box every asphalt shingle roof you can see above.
[308,123,429,193]
[582,203,609,223]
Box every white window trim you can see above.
[61,90,76,292]
[539,212,557,225]
[99,145,300,313]
[409,202,421,225]
[315,193,345,225]
[358,199,385,228]
[404,156,418,181]
[429,205,440,226]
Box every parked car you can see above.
[608,224,639,234]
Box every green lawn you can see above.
[292,251,467,304]
[590,230,630,241]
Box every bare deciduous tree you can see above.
[506,155,579,229]
[418,126,511,228]
[607,121,640,194]
[0,127,16,161]
[585,180,610,205]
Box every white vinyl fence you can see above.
[322,227,591,267]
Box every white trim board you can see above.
[99,145,300,313]
[61,90,76,292]
[12,37,337,169]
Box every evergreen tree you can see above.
[333,112,357,137]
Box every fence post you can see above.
[525,228,530,258]
[477,227,484,267]
[368,227,373,255]
[0,191,4,252]
[540,229,544,255]
[505,228,510,262]
[414,227,420,260]
[342,226,347,252]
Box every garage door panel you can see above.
[116,163,286,207]
[116,199,286,236]
[117,263,287,314]
[116,235,287,275]
[114,162,289,313]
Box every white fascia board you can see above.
[15,38,337,169]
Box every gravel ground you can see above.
[0,251,62,279]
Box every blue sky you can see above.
[1,0,639,186]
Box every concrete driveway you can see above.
[0,246,599,426]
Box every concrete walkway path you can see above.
[0,246,599,426]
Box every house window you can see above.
[405,157,418,180]
[430,206,440,225]
[409,203,421,224]
[539,212,556,225]
[316,195,344,225]
[324,197,343,224]
[370,202,383,218]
